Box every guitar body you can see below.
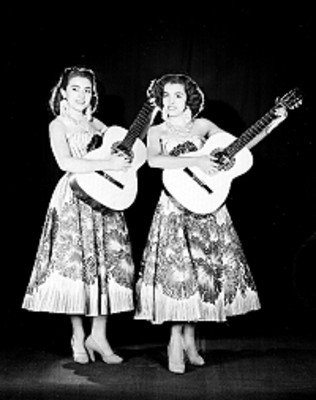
[70,125,147,211]
[162,132,253,214]
[163,88,302,215]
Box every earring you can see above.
[60,98,68,117]
[162,107,169,121]
[183,107,192,123]
[85,106,93,121]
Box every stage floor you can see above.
[1,333,315,400]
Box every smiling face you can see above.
[162,83,187,118]
[61,76,93,114]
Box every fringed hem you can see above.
[107,277,134,314]
[135,283,260,324]
[22,273,87,314]
[22,272,134,316]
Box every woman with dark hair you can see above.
[135,73,263,374]
[22,66,134,365]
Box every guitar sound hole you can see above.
[211,148,235,171]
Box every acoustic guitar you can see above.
[162,88,303,214]
[70,99,155,211]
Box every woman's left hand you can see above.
[266,105,288,133]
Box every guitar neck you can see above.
[224,105,279,158]
[119,100,154,151]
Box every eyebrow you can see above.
[163,90,185,95]
[69,84,92,89]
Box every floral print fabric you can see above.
[135,132,260,324]
[22,117,135,316]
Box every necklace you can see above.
[64,113,92,135]
[165,120,194,137]
[66,113,88,126]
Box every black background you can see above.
[3,5,315,350]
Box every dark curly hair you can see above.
[147,74,205,118]
[49,66,99,117]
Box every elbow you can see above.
[57,162,68,172]
[147,156,159,168]
[55,158,71,172]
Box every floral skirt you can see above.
[22,174,135,316]
[135,190,260,324]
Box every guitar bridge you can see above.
[183,168,213,194]
[96,171,124,189]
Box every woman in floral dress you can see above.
[22,66,134,364]
[135,74,267,374]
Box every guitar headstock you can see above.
[146,82,158,109]
[147,95,157,109]
[277,87,303,110]
[146,83,161,123]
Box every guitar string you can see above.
[224,90,301,158]
[120,101,154,149]
[224,108,276,158]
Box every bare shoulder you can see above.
[194,117,224,137]
[148,123,164,139]
[194,117,218,130]
[91,117,107,132]
[49,118,66,136]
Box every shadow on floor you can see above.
[1,335,316,400]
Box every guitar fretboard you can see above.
[119,100,154,151]
[224,106,278,158]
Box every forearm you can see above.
[57,156,117,173]
[246,130,269,150]
[148,154,200,169]
[247,107,287,150]
[246,120,284,150]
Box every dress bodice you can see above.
[57,116,106,158]
[160,132,205,156]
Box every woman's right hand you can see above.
[196,155,219,175]
[108,153,131,171]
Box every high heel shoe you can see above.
[71,337,89,364]
[183,343,205,366]
[85,336,123,364]
[167,344,185,374]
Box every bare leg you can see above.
[70,315,89,364]
[168,323,185,374]
[90,316,114,354]
[183,323,205,366]
[85,316,123,364]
